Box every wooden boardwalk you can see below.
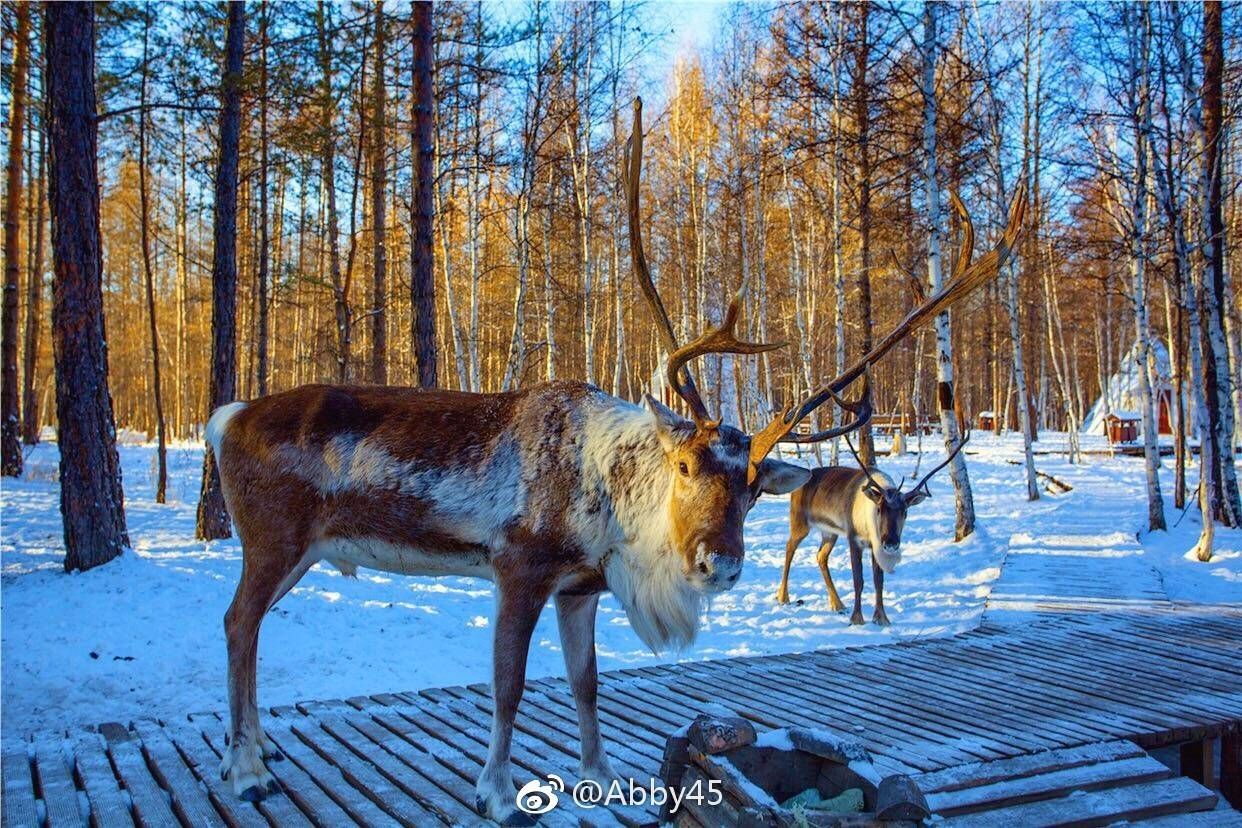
[3,609,1239,826]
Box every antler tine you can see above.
[948,189,974,280]
[779,371,873,443]
[745,184,1025,469]
[909,430,971,496]
[843,429,886,493]
[668,292,786,430]
[626,96,786,431]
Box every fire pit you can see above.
[660,713,929,827]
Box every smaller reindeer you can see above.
[777,433,969,625]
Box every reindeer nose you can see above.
[694,545,742,589]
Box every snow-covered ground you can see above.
[2,433,1239,737]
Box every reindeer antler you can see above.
[749,183,1027,463]
[843,428,887,494]
[624,97,782,433]
[905,430,971,499]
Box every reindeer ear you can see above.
[904,486,930,506]
[863,483,885,503]
[644,394,694,451]
[755,458,810,495]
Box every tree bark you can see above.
[2,1,30,476]
[21,85,45,445]
[922,0,975,540]
[369,0,387,385]
[45,1,130,569]
[196,0,245,541]
[317,0,350,384]
[1200,0,1241,527]
[256,0,270,396]
[410,0,436,388]
[138,8,167,503]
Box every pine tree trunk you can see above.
[851,2,876,467]
[197,0,245,541]
[317,0,350,384]
[138,9,167,503]
[410,0,436,388]
[46,1,130,569]
[21,92,45,445]
[256,1,270,396]
[369,0,388,385]
[2,1,30,476]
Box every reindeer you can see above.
[777,432,970,626]
[208,98,1023,824]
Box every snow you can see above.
[3,434,1240,737]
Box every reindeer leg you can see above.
[871,553,891,626]
[848,537,865,626]
[816,534,845,613]
[777,521,808,604]
[555,593,615,785]
[220,541,310,802]
[477,571,551,826]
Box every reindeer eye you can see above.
[678,461,690,476]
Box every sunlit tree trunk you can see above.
[1,1,30,476]
[410,0,436,388]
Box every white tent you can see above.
[1083,339,1193,437]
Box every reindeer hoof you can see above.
[872,610,891,626]
[829,599,846,613]
[775,590,790,605]
[850,610,865,626]
[240,785,267,803]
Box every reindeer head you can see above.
[643,395,809,592]
[848,431,971,573]
[623,95,1021,596]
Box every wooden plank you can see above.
[711,656,981,769]
[32,737,87,828]
[98,725,183,828]
[380,701,582,828]
[981,634,1238,723]
[70,731,136,828]
[974,637,1222,730]
[158,722,270,828]
[942,775,1217,827]
[1069,625,1242,678]
[262,711,403,827]
[678,659,944,772]
[925,641,1184,735]
[793,649,1053,756]
[519,681,667,758]
[335,709,484,824]
[913,740,1144,794]
[448,684,660,777]
[312,708,479,825]
[187,713,312,828]
[847,647,1103,746]
[988,625,1242,714]
[417,691,650,827]
[2,742,40,828]
[927,754,1172,816]
[129,720,227,828]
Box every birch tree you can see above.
[922,1,975,539]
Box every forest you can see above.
[0,1,1240,568]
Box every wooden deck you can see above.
[3,609,1239,826]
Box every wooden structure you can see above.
[1105,411,1142,444]
[2,610,1238,827]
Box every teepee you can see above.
[1084,340,1188,437]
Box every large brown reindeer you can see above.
[209,98,1023,824]
[778,432,970,625]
